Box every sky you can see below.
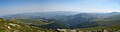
[0,0,120,16]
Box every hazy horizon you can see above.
[0,0,120,16]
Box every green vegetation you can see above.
[76,26,120,30]
[91,14,120,26]
[0,18,57,32]
[11,18,53,26]
[75,26,120,32]
[10,18,68,29]
[1,12,120,32]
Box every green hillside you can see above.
[10,18,53,26]
[0,18,57,32]
[74,14,120,32]
[75,26,120,32]
[91,15,120,26]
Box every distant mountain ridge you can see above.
[0,11,79,19]
[1,11,120,29]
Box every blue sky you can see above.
[0,0,120,16]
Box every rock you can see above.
[78,31,83,32]
[7,26,11,29]
[9,23,18,27]
[13,30,20,32]
[69,30,76,32]
[57,29,67,32]
[116,30,120,32]
[103,30,108,32]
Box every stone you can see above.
[13,30,20,32]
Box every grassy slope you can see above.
[91,15,120,26]
[10,18,54,26]
[0,18,57,32]
[75,15,120,31]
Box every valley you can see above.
[0,12,120,32]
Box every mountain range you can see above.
[0,11,120,29]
